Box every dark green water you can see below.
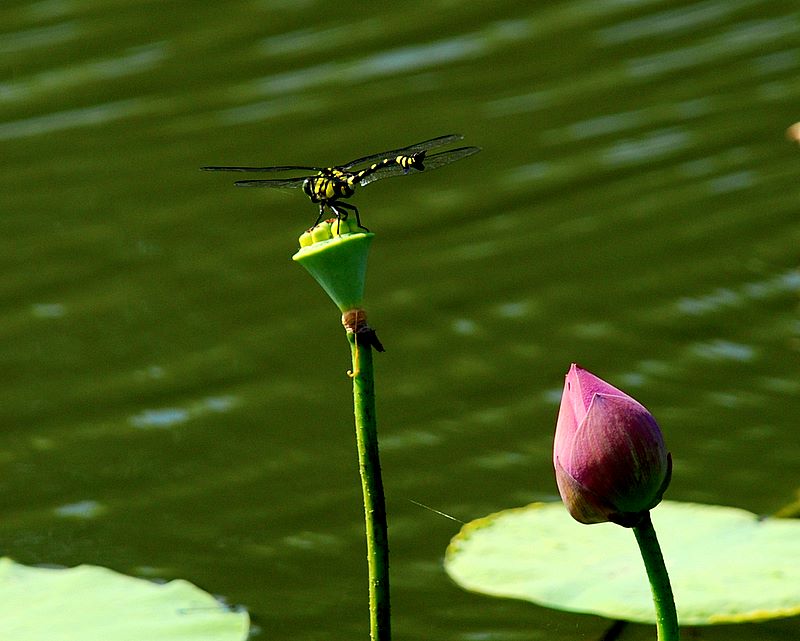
[2,1,799,639]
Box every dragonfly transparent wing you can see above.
[233,177,309,189]
[201,165,323,173]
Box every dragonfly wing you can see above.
[358,146,481,186]
[341,134,465,170]
[201,165,322,173]
[234,177,309,189]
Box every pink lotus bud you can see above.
[553,364,672,527]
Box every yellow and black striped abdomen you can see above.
[394,152,426,170]
[354,151,426,183]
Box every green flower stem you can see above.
[633,512,679,641]
[348,330,390,641]
[294,225,388,639]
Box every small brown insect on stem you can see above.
[342,309,385,353]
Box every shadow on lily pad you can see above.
[444,501,800,626]
[0,558,249,641]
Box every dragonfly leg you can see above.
[313,204,327,227]
[327,204,343,235]
[352,206,369,233]
[334,202,369,232]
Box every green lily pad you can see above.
[0,559,249,641]
[445,501,800,625]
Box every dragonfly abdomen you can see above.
[353,151,426,184]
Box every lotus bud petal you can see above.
[553,364,672,527]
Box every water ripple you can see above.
[258,24,371,57]
[752,48,800,75]
[626,16,800,78]
[27,0,76,20]
[0,43,167,104]
[568,109,647,140]
[54,500,106,519]
[129,407,190,429]
[129,395,238,430]
[0,99,147,141]
[676,268,800,317]
[706,170,755,194]
[599,127,692,166]
[0,20,78,54]
[217,96,324,124]
[484,90,551,118]
[596,0,753,45]
[252,34,485,96]
[690,339,756,362]
[31,303,66,319]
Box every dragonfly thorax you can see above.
[302,171,357,204]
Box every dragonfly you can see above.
[201,134,480,231]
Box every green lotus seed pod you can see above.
[293,227,375,313]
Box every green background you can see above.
[2,1,799,639]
